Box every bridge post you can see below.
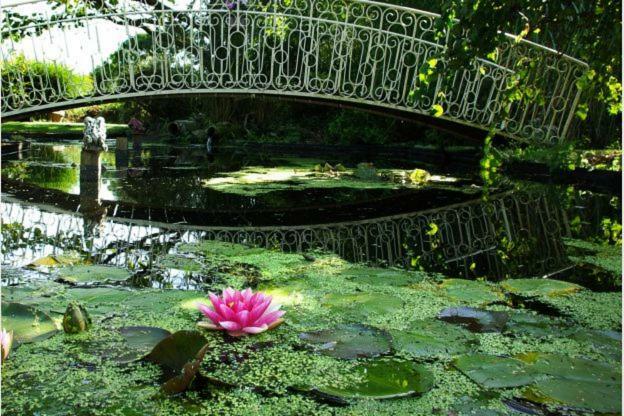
[80,149,102,186]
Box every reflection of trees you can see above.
[1,144,120,195]
[3,145,78,193]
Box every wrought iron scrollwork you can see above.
[2,0,587,143]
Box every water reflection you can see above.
[1,140,479,217]
[1,139,619,288]
[79,149,108,244]
[0,187,600,283]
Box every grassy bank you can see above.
[1,121,129,136]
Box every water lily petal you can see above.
[241,288,253,302]
[255,309,285,327]
[197,303,222,324]
[217,303,237,321]
[223,288,236,304]
[219,321,241,331]
[249,298,272,323]
[197,321,221,330]
[209,293,223,310]
[242,325,268,334]
[267,318,284,330]
[236,310,250,328]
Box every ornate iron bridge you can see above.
[2,0,587,143]
[1,191,571,279]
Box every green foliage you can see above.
[1,55,92,104]
[326,110,395,145]
[507,144,622,172]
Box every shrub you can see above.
[1,54,92,107]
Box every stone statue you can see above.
[83,115,108,151]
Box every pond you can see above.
[1,137,621,416]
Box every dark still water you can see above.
[1,137,620,287]
[1,139,481,225]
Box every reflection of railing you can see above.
[2,0,586,143]
[1,190,570,278]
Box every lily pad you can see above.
[315,359,433,401]
[517,352,621,383]
[177,240,264,257]
[56,265,132,284]
[322,292,403,318]
[115,326,172,364]
[504,312,571,337]
[439,279,503,305]
[157,255,203,272]
[438,307,508,332]
[453,354,538,388]
[299,324,391,359]
[501,279,582,298]
[28,253,84,268]
[564,238,622,276]
[570,329,621,359]
[146,330,209,394]
[1,302,58,344]
[390,319,478,358]
[517,352,621,413]
[522,378,621,413]
[162,343,210,395]
[341,266,424,286]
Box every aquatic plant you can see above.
[1,328,12,362]
[62,302,92,334]
[197,288,284,337]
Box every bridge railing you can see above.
[1,0,587,143]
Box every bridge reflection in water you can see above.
[1,189,571,280]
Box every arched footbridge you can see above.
[2,0,587,143]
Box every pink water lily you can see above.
[1,328,12,362]
[197,288,285,337]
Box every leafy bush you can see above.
[326,110,395,145]
[1,55,92,105]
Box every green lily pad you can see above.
[146,330,209,394]
[450,397,509,416]
[453,354,538,388]
[438,307,508,332]
[157,255,203,272]
[27,253,84,268]
[1,302,59,344]
[517,352,621,383]
[115,326,172,364]
[570,329,621,359]
[341,266,424,286]
[564,238,622,276]
[390,319,478,358]
[516,352,621,413]
[501,279,582,298]
[439,279,503,305]
[56,265,132,284]
[504,312,571,337]
[299,324,391,359]
[1,282,66,310]
[322,292,403,318]
[177,240,264,257]
[522,378,621,413]
[62,287,134,316]
[315,359,433,401]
